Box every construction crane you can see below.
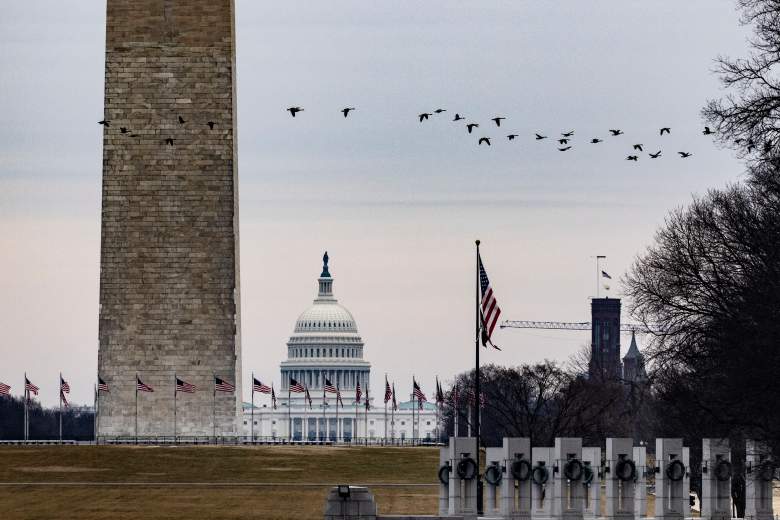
[500,320,654,333]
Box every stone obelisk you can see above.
[97,0,242,437]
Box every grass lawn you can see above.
[0,445,440,520]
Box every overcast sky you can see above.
[0,1,751,406]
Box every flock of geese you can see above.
[284,106,709,161]
[97,105,723,161]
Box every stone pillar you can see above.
[499,437,533,520]
[484,447,503,516]
[605,438,636,520]
[447,437,478,519]
[323,486,377,520]
[554,438,585,520]
[656,439,686,520]
[701,439,732,520]
[439,447,451,516]
[682,447,691,518]
[632,446,647,519]
[532,447,555,520]
[745,440,774,520]
[98,0,242,437]
[582,447,602,519]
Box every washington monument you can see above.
[97,0,242,437]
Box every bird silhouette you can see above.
[703,126,714,135]
[649,151,662,158]
[609,129,623,136]
[507,134,518,141]
[434,109,447,114]
[98,120,110,127]
[492,117,506,127]
[453,113,464,121]
[341,107,355,118]
[418,113,432,122]
[478,137,491,146]
[287,107,304,117]
[120,127,129,134]
[627,155,639,161]
[558,138,569,145]
[207,121,216,130]
[466,123,479,134]
[178,116,186,125]
[535,134,547,140]
[633,144,643,151]
[165,138,174,146]
[558,146,572,151]
[590,138,603,144]
[678,152,692,158]
[660,127,671,135]
[562,131,575,137]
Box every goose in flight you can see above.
[341,107,356,118]
[649,151,662,158]
[287,107,304,117]
[678,151,692,158]
[478,137,491,146]
[660,127,671,135]
[609,129,623,136]
[492,117,506,127]
[418,113,432,122]
[466,123,479,134]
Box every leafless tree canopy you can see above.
[703,0,780,162]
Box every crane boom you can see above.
[500,320,651,333]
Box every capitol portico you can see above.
[242,253,439,442]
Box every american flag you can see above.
[413,379,426,402]
[466,389,487,408]
[384,377,392,404]
[253,377,272,394]
[214,376,235,393]
[176,377,196,393]
[355,381,362,403]
[364,386,370,410]
[97,376,109,393]
[304,386,312,409]
[324,378,337,394]
[478,252,502,348]
[435,377,444,404]
[392,382,398,411]
[60,376,70,394]
[451,383,459,405]
[25,377,39,396]
[289,377,305,393]
[137,377,154,392]
[336,384,344,408]
[0,382,10,396]
[418,397,424,410]
[60,390,69,408]
[271,384,277,409]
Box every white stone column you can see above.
[605,438,636,520]
[499,437,532,520]
[582,447,602,519]
[532,447,555,520]
[554,438,585,520]
[633,446,647,519]
[745,440,774,520]
[701,439,732,520]
[656,438,686,520]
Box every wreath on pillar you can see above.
[564,458,584,481]
[532,463,550,486]
[582,463,594,486]
[511,458,532,482]
[485,463,503,486]
[438,463,450,485]
[457,457,478,480]
[758,460,775,482]
[616,458,637,482]
[714,459,733,482]
[666,459,686,482]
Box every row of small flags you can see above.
[0,374,486,409]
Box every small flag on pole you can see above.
[136,377,154,392]
[214,376,235,393]
[365,386,370,411]
[271,384,277,409]
[0,382,10,396]
[60,390,69,408]
[253,377,272,394]
[176,377,196,393]
[25,378,39,396]
[391,383,398,411]
[355,381,362,404]
[289,378,305,393]
[336,384,344,408]
[98,376,109,393]
[602,270,612,280]
[324,378,337,394]
[60,376,70,394]
[413,379,427,402]
[384,377,392,404]
[304,386,312,409]
[435,377,444,404]
[478,252,502,349]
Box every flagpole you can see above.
[135,373,138,444]
[322,384,326,442]
[304,387,308,442]
[212,374,216,442]
[174,372,177,442]
[251,371,254,443]
[384,381,387,445]
[475,239,483,513]
[24,372,28,441]
[364,388,368,445]
[288,385,291,442]
[59,372,63,443]
[93,383,98,443]
[336,385,340,442]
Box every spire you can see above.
[317,252,335,301]
[624,331,641,359]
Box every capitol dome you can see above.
[280,252,371,393]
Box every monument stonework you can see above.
[97,0,242,436]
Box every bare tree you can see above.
[702,0,780,163]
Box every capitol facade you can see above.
[242,253,440,442]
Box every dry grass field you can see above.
[0,445,440,520]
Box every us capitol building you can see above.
[242,253,439,442]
